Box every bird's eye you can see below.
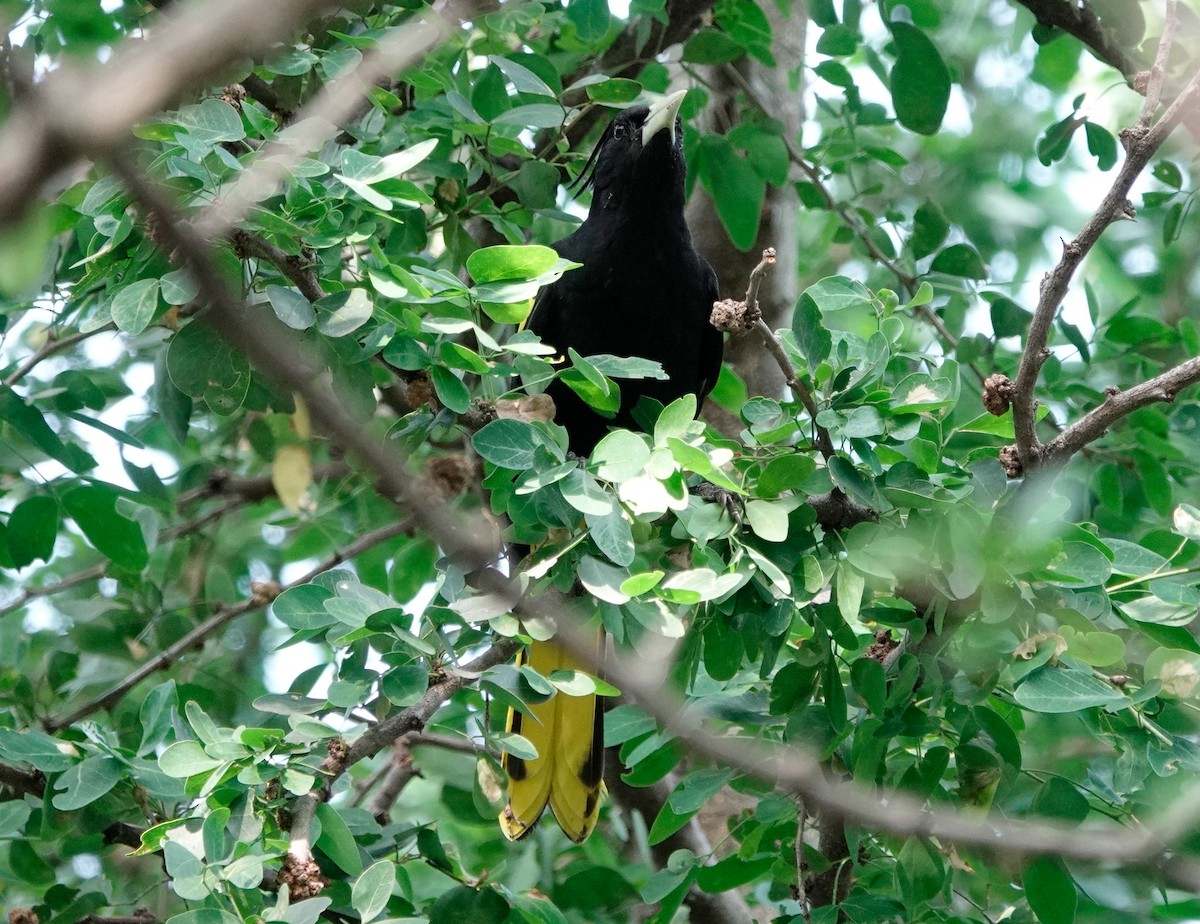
[611,122,626,140]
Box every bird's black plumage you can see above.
[526,92,724,454]
[499,92,724,844]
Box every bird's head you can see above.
[574,90,689,211]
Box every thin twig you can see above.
[0,497,246,619]
[0,761,44,796]
[1136,0,1179,134]
[739,248,836,460]
[290,642,519,861]
[3,323,116,387]
[46,517,413,730]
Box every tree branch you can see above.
[1010,0,1143,77]
[3,323,116,387]
[176,460,350,508]
[0,761,44,797]
[1011,62,1200,473]
[1040,354,1200,465]
[287,641,519,863]
[231,229,325,302]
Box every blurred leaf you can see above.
[889,22,951,135]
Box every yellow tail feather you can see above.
[499,632,605,843]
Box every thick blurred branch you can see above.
[0,0,352,225]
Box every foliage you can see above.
[1,1,1199,923]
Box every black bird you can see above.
[499,90,724,843]
[526,89,724,455]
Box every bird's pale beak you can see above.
[641,89,687,146]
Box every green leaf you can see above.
[930,243,987,279]
[173,98,246,144]
[267,285,316,330]
[792,293,831,369]
[317,288,373,338]
[160,269,198,306]
[1154,159,1183,189]
[512,160,561,210]
[382,664,428,707]
[697,135,765,250]
[586,78,643,104]
[0,386,95,473]
[620,571,665,596]
[110,278,161,335]
[745,499,790,542]
[493,104,566,129]
[1013,666,1129,713]
[896,836,944,904]
[165,912,244,924]
[315,803,363,876]
[695,854,776,893]
[889,22,951,135]
[1031,778,1090,826]
[586,500,635,566]
[473,419,542,469]
[52,755,122,810]
[910,200,949,260]
[467,244,560,284]
[278,898,333,924]
[591,430,651,481]
[61,484,148,571]
[272,584,336,630]
[491,56,556,98]
[1024,857,1076,924]
[988,294,1031,338]
[957,405,1048,438]
[1036,112,1077,165]
[367,139,439,182]
[0,801,31,837]
[1084,121,1117,170]
[166,321,252,415]
[430,366,471,414]
[567,0,611,41]
[804,275,876,313]
[429,886,510,924]
[352,860,395,923]
[7,495,58,567]
[0,729,76,772]
[682,29,745,64]
[159,740,225,778]
[757,454,816,494]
